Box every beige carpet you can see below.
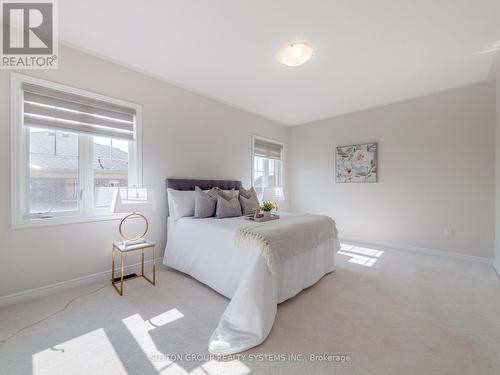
[0,243,499,375]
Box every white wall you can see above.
[495,59,500,273]
[0,45,289,298]
[290,82,496,259]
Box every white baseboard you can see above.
[494,262,500,279]
[0,257,164,307]
[2,238,495,305]
[340,237,493,265]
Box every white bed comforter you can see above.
[162,212,340,354]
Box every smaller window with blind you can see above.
[11,74,142,227]
[252,136,284,202]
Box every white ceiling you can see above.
[59,0,500,125]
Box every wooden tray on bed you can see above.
[244,213,280,222]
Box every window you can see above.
[28,128,79,214]
[11,74,142,227]
[93,136,130,208]
[252,136,284,202]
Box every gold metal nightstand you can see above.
[112,240,156,296]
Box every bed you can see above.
[162,178,340,354]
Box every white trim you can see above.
[340,237,494,264]
[10,72,143,229]
[12,213,126,229]
[0,257,164,307]
[1,239,494,305]
[11,73,142,114]
[11,73,22,229]
[494,261,500,279]
[81,133,93,213]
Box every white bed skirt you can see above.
[163,215,340,354]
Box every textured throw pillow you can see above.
[194,186,218,218]
[167,188,196,219]
[217,188,238,201]
[239,186,257,199]
[216,192,242,218]
[240,194,260,215]
[238,186,259,215]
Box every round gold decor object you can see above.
[119,212,149,241]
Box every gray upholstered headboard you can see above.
[166,178,242,191]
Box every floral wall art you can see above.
[335,143,377,183]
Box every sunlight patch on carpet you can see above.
[339,243,385,267]
[32,328,127,375]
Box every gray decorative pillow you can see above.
[194,186,218,218]
[239,186,257,199]
[238,186,259,215]
[217,188,238,201]
[216,193,242,218]
[239,194,260,215]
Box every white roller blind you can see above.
[22,83,136,140]
[254,138,283,160]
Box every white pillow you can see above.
[167,188,196,220]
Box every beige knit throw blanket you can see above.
[235,214,337,271]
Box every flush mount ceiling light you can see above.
[278,42,313,67]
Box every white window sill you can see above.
[12,213,126,229]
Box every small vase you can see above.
[263,211,271,217]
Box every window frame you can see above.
[11,73,143,229]
[251,134,285,201]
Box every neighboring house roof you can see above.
[29,130,128,172]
